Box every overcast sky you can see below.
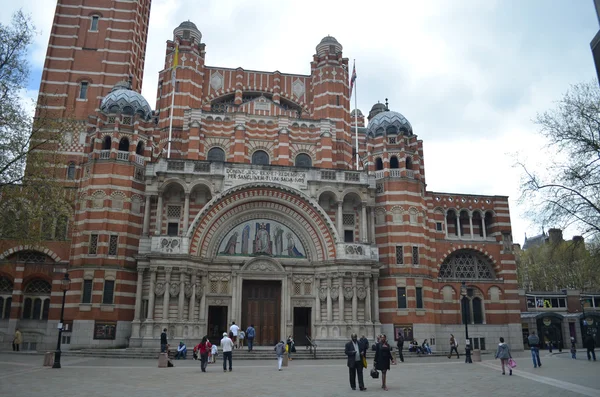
[3,0,598,244]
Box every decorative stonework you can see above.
[356,286,367,300]
[330,286,339,300]
[184,282,193,298]
[319,286,327,301]
[159,237,181,253]
[207,298,227,306]
[293,299,312,307]
[245,261,279,272]
[210,71,223,91]
[155,282,165,297]
[343,286,354,300]
[169,283,180,297]
[292,79,305,98]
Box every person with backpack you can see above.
[527,331,542,368]
[197,336,211,372]
[246,324,256,351]
[275,340,286,371]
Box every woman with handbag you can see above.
[495,337,513,376]
[373,334,395,391]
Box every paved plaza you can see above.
[0,350,598,397]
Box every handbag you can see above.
[508,358,517,368]
[362,355,368,368]
[370,367,379,379]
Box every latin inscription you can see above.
[225,168,306,185]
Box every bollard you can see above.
[282,354,289,367]
[158,352,169,368]
[43,352,54,366]
[472,349,482,362]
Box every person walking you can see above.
[448,334,459,359]
[584,334,597,361]
[495,337,513,376]
[373,334,395,391]
[221,332,234,372]
[570,337,577,359]
[229,322,239,348]
[275,340,286,371]
[198,336,211,372]
[13,329,22,352]
[396,333,404,363]
[160,328,168,353]
[286,336,295,361]
[246,324,256,351]
[210,342,218,363]
[527,331,542,368]
[238,329,245,349]
[345,334,367,391]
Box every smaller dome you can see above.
[173,20,202,42]
[350,109,364,117]
[316,35,343,56]
[367,110,413,137]
[100,81,153,121]
[368,102,387,120]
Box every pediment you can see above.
[241,257,285,273]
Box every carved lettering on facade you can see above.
[224,167,307,188]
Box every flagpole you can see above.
[354,60,359,171]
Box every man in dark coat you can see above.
[160,328,168,353]
[396,332,405,363]
[345,333,367,391]
[358,335,369,357]
[584,334,597,361]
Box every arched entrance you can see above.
[536,313,564,349]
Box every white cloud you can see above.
[7,0,599,244]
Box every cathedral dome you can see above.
[367,110,413,137]
[100,81,153,121]
[316,35,343,56]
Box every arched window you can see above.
[375,157,383,171]
[252,150,269,165]
[390,156,399,169]
[118,137,129,152]
[67,162,76,180]
[136,141,144,155]
[0,277,13,319]
[484,211,494,236]
[295,153,312,167]
[103,136,112,150]
[446,210,458,236]
[23,279,52,320]
[438,249,496,280]
[405,157,413,170]
[461,288,485,325]
[79,81,89,100]
[207,147,225,162]
[472,297,483,324]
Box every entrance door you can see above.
[241,280,281,346]
[207,306,228,343]
[293,307,311,346]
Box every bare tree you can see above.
[519,80,600,238]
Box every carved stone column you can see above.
[444,210,449,238]
[182,193,190,234]
[364,275,371,323]
[326,277,333,322]
[352,274,358,322]
[231,273,237,324]
[369,207,376,244]
[178,270,185,320]
[142,195,151,235]
[456,215,461,238]
[315,277,321,323]
[469,213,474,239]
[189,270,197,322]
[338,274,345,323]
[147,268,157,320]
[134,266,146,321]
[361,202,368,243]
[337,201,344,241]
[372,275,380,323]
[162,268,172,321]
[155,195,163,235]
[199,274,207,321]
[482,216,487,238]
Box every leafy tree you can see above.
[519,80,600,238]
[0,10,74,248]
[516,238,600,291]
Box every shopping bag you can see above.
[362,356,368,368]
[508,358,517,368]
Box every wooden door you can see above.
[242,280,281,346]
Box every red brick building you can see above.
[0,0,521,351]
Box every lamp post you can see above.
[580,297,587,341]
[461,282,471,363]
[52,272,71,369]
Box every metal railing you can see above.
[306,335,317,359]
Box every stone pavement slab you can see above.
[0,351,598,397]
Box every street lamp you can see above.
[52,272,71,369]
[580,297,587,339]
[460,282,470,363]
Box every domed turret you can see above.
[367,110,413,137]
[174,20,202,42]
[316,35,343,56]
[100,81,153,121]
[368,102,387,121]
[350,108,364,118]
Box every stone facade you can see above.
[0,1,522,351]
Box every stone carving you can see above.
[208,298,226,306]
[209,273,230,282]
[343,286,354,300]
[210,71,223,91]
[345,245,364,256]
[318,286,328,301]
[184,282,193,298]
[356,286,367,300]
[169,283,180,297]
[245,261,279,272]
[197,284,204,297]
[330,286,339,300]
[292,79,305,98]
[294,299,312,307]
[154,282,165,297]
[160,238,180,253]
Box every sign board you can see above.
[224,166,307,190]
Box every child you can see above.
[210,342,218,363]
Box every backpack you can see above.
[247,327,255,338]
